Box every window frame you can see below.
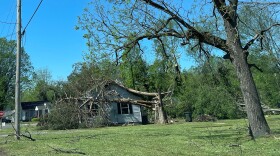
[117,103,133,114]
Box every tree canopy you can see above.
[0,38,33,110]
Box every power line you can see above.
[22,0,44,35]
[0,0,16,38]
[9,23,17,41]
[3,33,16,39]
[0,21,16,25]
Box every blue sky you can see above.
[0,0,91,80]
[0,0,198,81]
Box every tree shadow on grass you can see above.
[190,128,249,141]
[191,133,236,140]
[36,133,109,141]
[141,133,172,137]
[192,125,230,129]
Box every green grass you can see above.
[1,115,280,156]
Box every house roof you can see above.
[66,80,171,109]
[21,101,49,110]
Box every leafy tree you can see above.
[65,59,120,97]
[22,69,57,102]
[119,47,149,91]
[237,5,280,108]
[0,38,33,109]
[251,53,280,108]
[177,58,243,119]
[147,33,181,91]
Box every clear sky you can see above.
[0,0,91,80]
[0,0,198,81]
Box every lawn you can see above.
[1,115,280,156]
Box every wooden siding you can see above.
[109,102,142,124]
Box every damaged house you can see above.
[62,81,169,126]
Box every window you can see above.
[117,103,133,114]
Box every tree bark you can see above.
[156,90,168,124]
[232,51,270,137]
[222,7,270,137]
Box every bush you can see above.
[46,102,80,130]
[194,114,217,122]
[36,115,49,129]
[31,118,40,122]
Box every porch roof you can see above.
[21,101,49,110]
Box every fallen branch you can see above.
[21,130,36,141]
[10,122,36,141]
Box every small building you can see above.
[102,82,145,124]
[21,101,51,121]
[74,81,167,125]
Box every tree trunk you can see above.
[223,17,270,137]
[156,90,168,124]
[232,52,270,137]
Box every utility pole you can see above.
[15,0,21,140]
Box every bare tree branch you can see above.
[243,23,280,50]
[141,0,229,53]
[239,1,280,5]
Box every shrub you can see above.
[194,114,217,122]
[31,118,40,122]
[46,102,80,130]
[36,115,49,129]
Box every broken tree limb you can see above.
[121,85,170,97]
[111,98,155,108]
[10,121,36,141]
[105,80,170,97]
[115,99,155,108]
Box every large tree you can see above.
[0,38,33,109]
[77,0,280,137]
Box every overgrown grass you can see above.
[1,115,280,156]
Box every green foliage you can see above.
[65,59,119,98]
[46,102,80,130]
[251,53,280,107]
[22,69,58,102]
[0,38,33,109]
[237,6,280,108]
[31,118,40,122]
[119,47,149,90]
[168,58,244,119]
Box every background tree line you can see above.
[1,34,279,122]
[19,51,279,120]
